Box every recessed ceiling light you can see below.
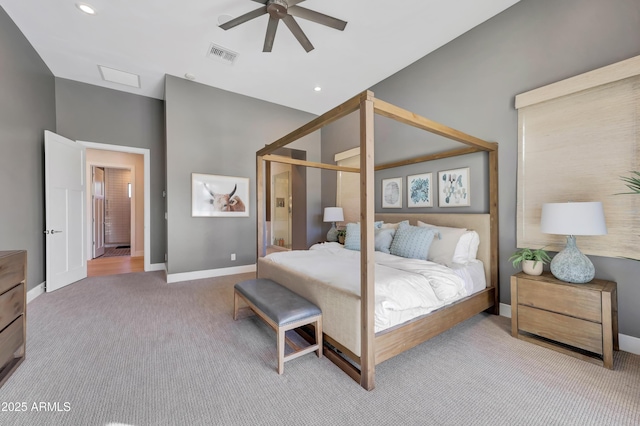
[314,86,322,92]
[184,73,196,81]
[76,3,96,15]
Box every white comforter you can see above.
[264,243,467,332]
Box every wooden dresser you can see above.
[511,272,618,369]
[0,250,27,387]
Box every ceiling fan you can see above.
[219,0,347,53]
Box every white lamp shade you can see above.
[540,202,607,236]
[323,207,344,223]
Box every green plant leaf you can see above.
[509,247,551,268]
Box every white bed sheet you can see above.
[264,243,485,332]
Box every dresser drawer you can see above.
[518,305,603,355]
[0,251,26,295]
[0,283,24,332]
[0,316,23,370]
[518,278,601,323]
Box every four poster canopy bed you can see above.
[255,90,499,390]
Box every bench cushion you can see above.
[234,278,321,326]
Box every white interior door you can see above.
[45,131,87,292]
[92,166,105,258]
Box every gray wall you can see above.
[164,75,321,275]
[322,0,640,337]
[321,112,489,217]
[55,78,167,264]
[0,6,56,290]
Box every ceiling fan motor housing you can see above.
[268,0,288,19]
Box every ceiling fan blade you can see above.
[288,6,347,31]
[219,6,267,30]
[263,16,279,52]
[250,0,268,4]
[282,15,314,52]
[286,0,307,5]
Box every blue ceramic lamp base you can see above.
[550,235,595,284]
[326,222,338,242]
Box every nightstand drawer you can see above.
[0,283,24,331]
[0,316,23,370]
[518,278,601,322]
[0,252,25,295]
[518,305,603,355]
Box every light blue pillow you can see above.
[389,222,436,260]
[344,223,360,251]
[344,221,386,251]
[374,228,395,253]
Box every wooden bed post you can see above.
[360,91,376,390]
[489,149,500,314]
[257,155,266,259]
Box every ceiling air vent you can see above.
[207,43,238,65]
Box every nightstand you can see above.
[511,272,618,369]
[0,250,27,387]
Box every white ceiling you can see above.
[1,0,520,115]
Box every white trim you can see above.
[500,303,640,355]
[499,302,511,318]
[334,147,360,162]
[147,262,166,272]
[619,334,640,356]
[79,141,152,272]
[27,282,45,303]
[515,54,640,108]
[133,250,145,257]
[167,264,256,284]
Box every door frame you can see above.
[79,141,152,272]
[91,165,106,259]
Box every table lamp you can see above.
[540,201,607,283]
[323,207,344,242]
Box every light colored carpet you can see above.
[0,271,638,426]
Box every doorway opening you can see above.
[265,147,307,255]
[94,166,133,258]
[80,142,150,276]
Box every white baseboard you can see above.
[166,264,256,284]
[27,282,45,304]
[619,334,640,356]
[499,303,640,355]
[146,262,166,272]
[499,302,512,319]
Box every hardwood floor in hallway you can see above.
[87,256,144,277]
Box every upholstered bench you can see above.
[233,278,322,374]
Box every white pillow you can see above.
[452,230,480,264]
[381,220,408,230]
[417,221,467,266]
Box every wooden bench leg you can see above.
[233,290,239,320]
[277,327,285,375]
[315,317,323,359]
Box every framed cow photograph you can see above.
[192,173,249,217]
